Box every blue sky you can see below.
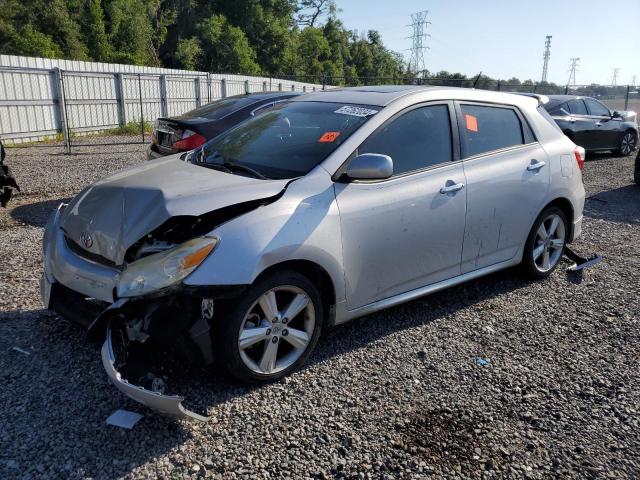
[337,0,640,85]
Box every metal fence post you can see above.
[278,82,283,92]
[291,84,295,92]
[159,75,168,117]
[263,81,267,92]
[497,81,501,91]
[207,73,211,103]
[322,75,327,91]
[624,85,630,110]
[565,85,569,94]
[244,79,250,94]
[195,77,202,108]
[221,78,227,98]
[116,73,127,126]
[52,67,71,153]
[137,74,145,143]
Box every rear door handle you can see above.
[527,160,546,171]
[440,182,465,194]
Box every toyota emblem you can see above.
[80,231,94,249]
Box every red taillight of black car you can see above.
[172,130,206,151]
[574,146,585,171]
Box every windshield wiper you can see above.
[223,161,268,180]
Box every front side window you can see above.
[358,105,453,175]
[566,99,588,116]
[584,98,610,117]
[193,102,377,179]
[460,104,524,157]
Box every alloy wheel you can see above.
[238,286,315,375]
[533,213,566,273]
[621,132,636,156]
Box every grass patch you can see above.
[103,121,153,136]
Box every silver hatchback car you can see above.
[41,86,586,420]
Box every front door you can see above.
[584,98,621,149]
[456,102,550,273]
[335,103,467,310]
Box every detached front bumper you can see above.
[101,327,209,422]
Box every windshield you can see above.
[177,95,261,120]
[191,102,379,179]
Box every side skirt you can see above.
[334,258,520,325]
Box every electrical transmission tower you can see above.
[407,10,431,76]
[541,36,552,83]
[567,58,580,86]
[611,68,620,86]
[632,75,637,87]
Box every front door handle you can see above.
[527,160,546,171]
[440,182,465,194]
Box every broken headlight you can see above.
[117,237,218,298]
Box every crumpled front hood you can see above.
[60,156,289,265]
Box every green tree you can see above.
[175,37,202,71]
[197,14,260,74]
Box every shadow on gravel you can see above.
[0,263,561,477]
[584,185,640,225]
[10,198,71,227]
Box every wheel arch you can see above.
[253,259,337,324]
[542,197,575,241]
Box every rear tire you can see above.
[616,130,637,156]
[521,206,568,279]
[216,270,323,384]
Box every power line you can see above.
[567,57,580,86]
[407,10,431,76]
[611,68,620,86]
[541,35,552,83]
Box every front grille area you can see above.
[65,235,118,268]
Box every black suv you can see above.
[541,95,638,156]
[148,91,301,160]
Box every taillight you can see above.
[172,130,206,151]
[574,146,585,171]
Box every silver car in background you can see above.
[41,86,586,420]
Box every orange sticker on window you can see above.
[318,131,341,143]
[465,114,478,132]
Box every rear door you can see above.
[565,99,596,149]
[335,102,467,309]
[584,98,621,149]
[456,102,550,273]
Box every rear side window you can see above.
[358,105,453,175]
[460,105,524,157]
[178,96,260,120]
[537,106,563,134]
[566,99,588,115]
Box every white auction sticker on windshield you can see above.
[334,106,378,117]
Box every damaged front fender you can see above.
[101,327,210,422]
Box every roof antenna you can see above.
[473,72,483,88]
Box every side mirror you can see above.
[612,111,622,119]
[345,153,393,180]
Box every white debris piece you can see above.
[12,346,30,355]
[106,409,144,429]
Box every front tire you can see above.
[216,270,323,384]
[616,130,637,156]
[521,207,568,279]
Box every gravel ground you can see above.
[0,137,639,479]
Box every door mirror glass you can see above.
[612,111,622,119]
[345,153,393,180]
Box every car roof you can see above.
[293,85,540,108]
[544,94,591,108]
[236,91,302,101]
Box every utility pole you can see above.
[407,10,431,76]
[567,58,580,86]
[541,35,552,83]
[611,68,620,86]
